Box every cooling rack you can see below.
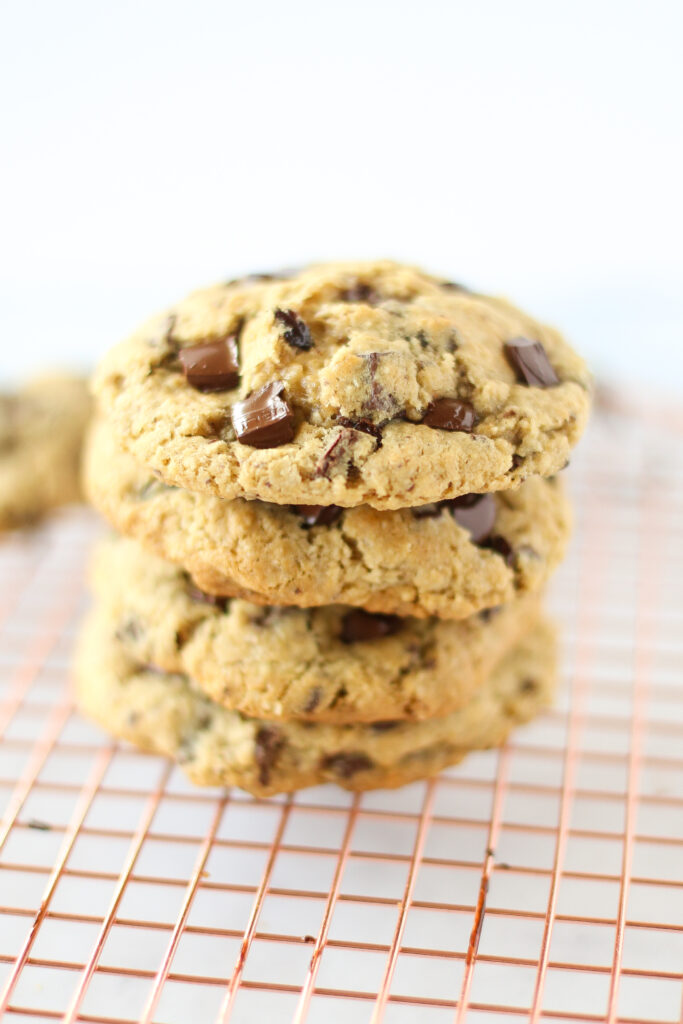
[0,400,682,1024]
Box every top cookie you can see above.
[93,261,591,509]
[0,374,91,530]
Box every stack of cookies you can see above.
[76,261,591,795]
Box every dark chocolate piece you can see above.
[440,280,470,293]
[370,721,400,733]
[340,610,402,643]
[421,398,478,432]
[504,338,559,388]
[178,337,239,392]
[449,493,496,544]
[483,534,515,566]
[295,504,343,527]
[232,381,295,448]
[320,752,374,778]
[254,726,285,786]
[274,308,313,351]
[303,687,323,713]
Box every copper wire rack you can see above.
[1,400,682,1024]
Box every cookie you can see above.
[0,374,91,530]
[85,418,571,619]
[75,607,556,795]
[90,535,543,723]
[92,261,591,510]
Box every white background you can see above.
[1,0,682,392]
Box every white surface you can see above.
[1,0,682,390]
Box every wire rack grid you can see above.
[0,401,682,1024]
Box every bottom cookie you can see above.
[75,608,557,796]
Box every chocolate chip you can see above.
[370,721,400,733]
[336,416,383,448]
[421,398,478,433]
[295,504,343,527]
[254,726,285,786]
[511,454,524,469]
[320,752,374,778]
[504,338,559,388]
[339,281,382,305]
[483,534,515,566]
[178,337,240,392]
[232,381,295,448]
[449,493,496,544]
[226,269,298,286]
[478,606,501,623]
[520,678,538,693]
[274,308,313,350]
[303,687,323,713]
[412,502,444,519]
[440,280,470,293]
[185,583,229,611]
[340,610,402,643]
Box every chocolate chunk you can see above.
[412,502,444,519]
[478,606,501,623]
[254,726,285,786]
[232,381,295,448]
[449,493,496,544]
[336,416,383,448]
[339,281,382,305]
[178,337,240,392]
[370,721,400,733]
[504,338,559,388]
[421,398,478,433]
[520,678,538,693]
[441,280,470,293]
[320,752,374,778]
[295,504,343,527]
[340,610,402,643]
[511,454,524,469]
[185,583,229,611]
[274,308,313,350]
[483,534,515,566]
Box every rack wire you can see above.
[0,400,682,1023]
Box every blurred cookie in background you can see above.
[0,373,92,531]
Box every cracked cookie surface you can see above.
[93,261,591,509]
[91,535,543,723]
[76,604,556,795]
[0,374,91,530]
[85,419,571,618]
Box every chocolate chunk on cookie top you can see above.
[93,260,591,508]
[178,336,239,392]
[231,381,295,448]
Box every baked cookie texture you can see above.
[0,374,91,530]
[75,606,556,796]
[92,261,591,510]
[91,535,543,723]
[85,417,571,619]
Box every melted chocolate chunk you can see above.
[339,281,382,305]
[483,534,515,566]
[421,398,478,433]
[178,337,240,392]
[232,381,295,448]
[320,752,374,778]
[449,493,496,544]
[254,726,285,786]
[504,338,559,388]
[274,308,313,350]
[295,504,343,527]
[336,416,383,448]
[340,610,402,643]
